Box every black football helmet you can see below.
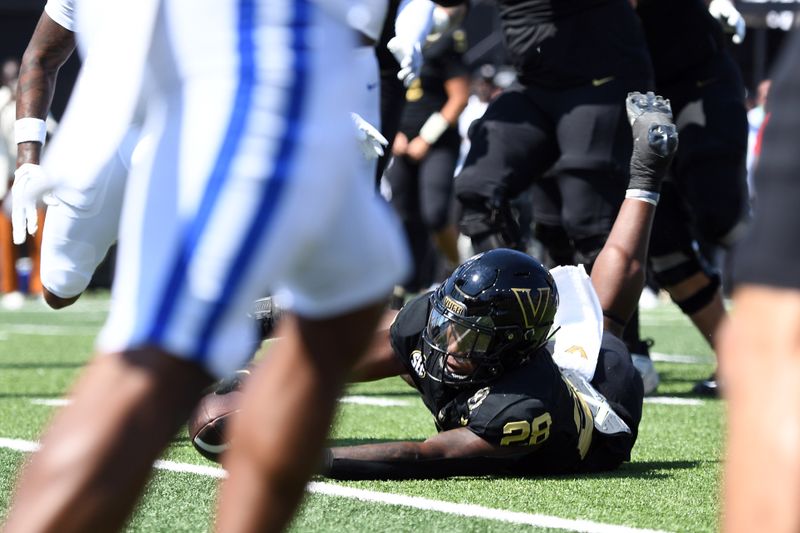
[421,248,559,387]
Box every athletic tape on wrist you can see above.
[418,112,449,145]
[15,118,47,145]
[625,189,660,206]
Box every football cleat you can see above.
[629,338,659,396]
[692,373,720,398]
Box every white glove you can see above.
[11,163,52,244]
[351,112,389,160]
[709,0,746,44]
[387,36,423,88]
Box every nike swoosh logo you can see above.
[591,76,615,87]
[367,82,378,91]
[696,77,717,88]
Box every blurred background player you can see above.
[12,0,141,310]
[0,57,46,309]
[745,77,770,202]
[720,29,800,533]
[453,0,654,390]
[634,0,750,396]
[385,10,469,292]
[3,2,410,533]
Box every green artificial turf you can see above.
[0,292,724,532]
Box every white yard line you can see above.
[32,395,704,409]
[0,324,100,336]
[339,396,413,407]
[650,352,715,365]
[0,437,668,533]
[644,397,704,406]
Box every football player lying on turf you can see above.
[191,91,678,479]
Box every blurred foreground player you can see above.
[721,31,800,533]
[3,2,409,533]
[196,92,678,479]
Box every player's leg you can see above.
[217,304,384,531]
[554,80,659,388]
[455,86,558,253]
[721,287,800,533]
[218,114,409,532]
[4,348,213,533]
[419,129,461,269]
[39,142,129,309]
[721,33,800,532]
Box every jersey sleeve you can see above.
[44,0,77,32]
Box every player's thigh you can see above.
[553,79,638,177]
[277,170,410,321]
[40,152,127,298]
[386,156,421,220]
[673,102,749,245]
[98,1,369,377]
[456,88,558,203]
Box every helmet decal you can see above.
[511,287,553,329]
[443,295,467,315]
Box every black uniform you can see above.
[637,0,749,296]
[456,0,653,265]
[733,31,800,289]
[390,294,644,474]
[387,31,469,290]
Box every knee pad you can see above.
[458,192,522,252]
[673,273,721,315]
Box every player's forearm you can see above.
[440,76,469,125]
[322,442,493,480]
[592,201,654,335]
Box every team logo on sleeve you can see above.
[467,387,490,412]
[411,350,426,378]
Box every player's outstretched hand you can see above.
[626,91,678,194]
[351,112,389,160]
[11,163,52,245]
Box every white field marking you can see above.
[30,399,71,406]
[650,352,715,365]
[32,395,704,409]
[28,396,412,409]
[0,436,668,533]
[0,324,99,336]
[340,395,412,407]
[644,397,704,406]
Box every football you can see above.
[187,389,243,462]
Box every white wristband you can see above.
[625,189,660,206]
[418,112,449,145]
[15,118,47,145]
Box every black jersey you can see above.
[494,0,652,88]
[399,31,469,138]
[636,0,727,87]
[390,294,597,475]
